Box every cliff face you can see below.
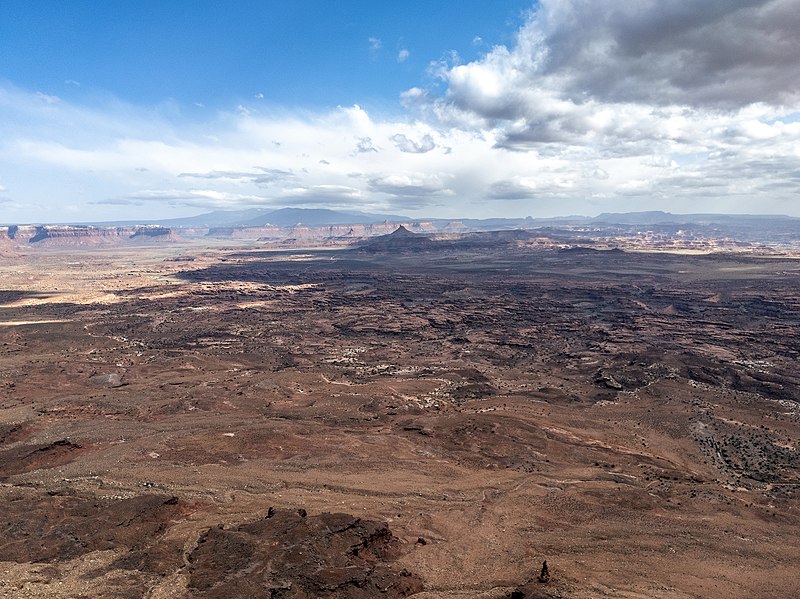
[206,221,439,241]
[129,226,181,242]
[442,221,467,233]
[0,225,181,247]
[28,226,132,244]
[207,226,284,240]
[0,228,19,257]
[1,220,446,249]
[2,225,39,243]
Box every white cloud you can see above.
[354,137,379,154]
[368,37,382,53]
[278,184,366,205]
[96,189,269,209]
[393,0,800,212]
[536,0,800,108]
[3,80,799,220]
[425,0,800,146]
[368,173,452,197]
[391,133,436,154]
[399,87,428,109]
[397,48,410,62]
[34,91,60,104]
[178,168,295,185]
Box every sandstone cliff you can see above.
[1,219,447,250]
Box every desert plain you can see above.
[1,231,799,598]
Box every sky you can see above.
[1,0,799,223]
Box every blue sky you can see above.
[1,1,799,223]
[1,1,531,111]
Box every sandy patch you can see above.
[0,319,71,326]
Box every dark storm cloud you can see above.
[438,0,800,138]
[541,0,800,107]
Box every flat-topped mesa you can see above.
[0,225,46,243]
[405,221,438,234]
[28,225,132,245]
[0,227,19,257]
[129,225,174,239]
[0,224,182,246]
[441,220,467,233]
[1,215,444,247]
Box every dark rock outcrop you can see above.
[356,226,438,254]
[0,490,184,563]
[187,507,423,598]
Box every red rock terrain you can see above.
[0,236,798,597]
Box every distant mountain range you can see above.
[5,208,800,249]
[81,207,412,228]
[590,211,800,226]
[155,208,800,229]
[8,208,800,229]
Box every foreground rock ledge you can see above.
[187,507,423,598]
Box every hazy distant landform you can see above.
[4,209,800,252]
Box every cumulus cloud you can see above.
[440,0,799,116]
[397,48,410,62]
[277,185,366,206]
[368,173,452,197]
[354,137,379,154]
[399,87,429,109]
[178,168,295,185]
[420,0,800,151]
[97,189,268,209]
[488,174,577,200]
[391,133,436,154]
[539,0,799,108]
